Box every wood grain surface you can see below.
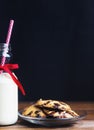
[0,101,94,130]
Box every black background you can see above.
[0,0,94,101]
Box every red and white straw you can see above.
[1,20,14,66]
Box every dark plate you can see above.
[18,110,87,127]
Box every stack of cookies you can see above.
[22,99,79,118]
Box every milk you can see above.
[0,72,18,125]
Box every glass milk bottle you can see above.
[0,43,18,125]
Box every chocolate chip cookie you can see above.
[22,104,46,118]
[22,99,79,118]
[35,99,71,111]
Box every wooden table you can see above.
[0,101,94,130]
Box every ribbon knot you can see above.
[0,64,25,95]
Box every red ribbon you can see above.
[0,64,26,95]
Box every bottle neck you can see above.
[0,43,12,64]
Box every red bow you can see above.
[0,64,25,95]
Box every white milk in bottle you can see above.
[0,73,18,125]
